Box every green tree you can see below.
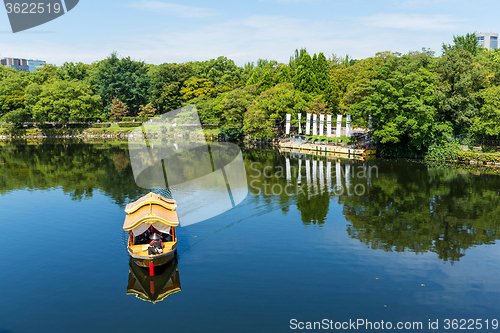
[216,86,256,131]
[243,83,314,138]
[278,65,291,83]
[246,71,259,86]
[470,85,500,138]
[0,74,29,118]
[338,52,394,116]
[0,66,19,81]
[32,80,102,122]
[189,56,243,91]
[180,78,216,100]
[288,48,308,71]
[55,62,90,81]
[316,52,331,91]
[476,48,500,86]
[90,52,149,116]
[351,50,448,151]
[435,48,490,134]
[1,108,31,128]
[294,53,319,94]
[148,63,192,113]
[29,63,57,85]
[260,71,273,92]
[442,32,481,56]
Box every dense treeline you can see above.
[1,33,500,153]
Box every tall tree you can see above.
[148,62,192,113]
[470,85,500,138]
[189,56,243,91]
[278,65,291,83]
[246,71,259,86]
[32,80,102,122]
[260,71,273,92]
[55,62,90,81]
[442,32,481,56]
[316,53,331,91]
[294,52,319,94]
[90,52,149,116]
[216,87,256,131]
[0,74,29,118]
[180,78,217,100]
[435,48,490,134]
[351,50,447,151]
[244,83,314,138]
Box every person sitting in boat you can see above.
[148,232,163,255]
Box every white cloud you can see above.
[0,13,471,66]
[361,13,467,31]
[127,1,218,19]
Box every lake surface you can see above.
[2,141,500,332]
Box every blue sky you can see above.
[0,0,498,66]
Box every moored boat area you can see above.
[123,192,179,271]
[279,140,376,160]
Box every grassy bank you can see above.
[425,139,500,165]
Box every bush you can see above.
[118,122,142,128]
[220,127,243,141]
[425,139,462,161]
[425,137,500,163]
[36,123,54,129]
[65,123,90,129]
[92,123,111,128]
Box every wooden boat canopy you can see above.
[125,192,176,214]
[123,193,179,232]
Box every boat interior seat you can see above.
[129,242,176,256]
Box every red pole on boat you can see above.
[150,280,155,294]
[149,261,154,276]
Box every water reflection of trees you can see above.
[4,142,500,263]
[0,141,148,205]
[246,148,500,263]
[343,161,500,263]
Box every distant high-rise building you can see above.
[476,32,498,50]
[28,60,46,72]
[1,57,29,72]
[0,58,46,72]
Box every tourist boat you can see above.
[122,192,179,271]
[127,257,181,303]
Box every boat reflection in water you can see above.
[127,256,181,303]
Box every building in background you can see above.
[28,59,46,72]
[1,57,29,72]
[476,32,498,50]
[1,58,46,72]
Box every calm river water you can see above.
[1,141,500,332]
